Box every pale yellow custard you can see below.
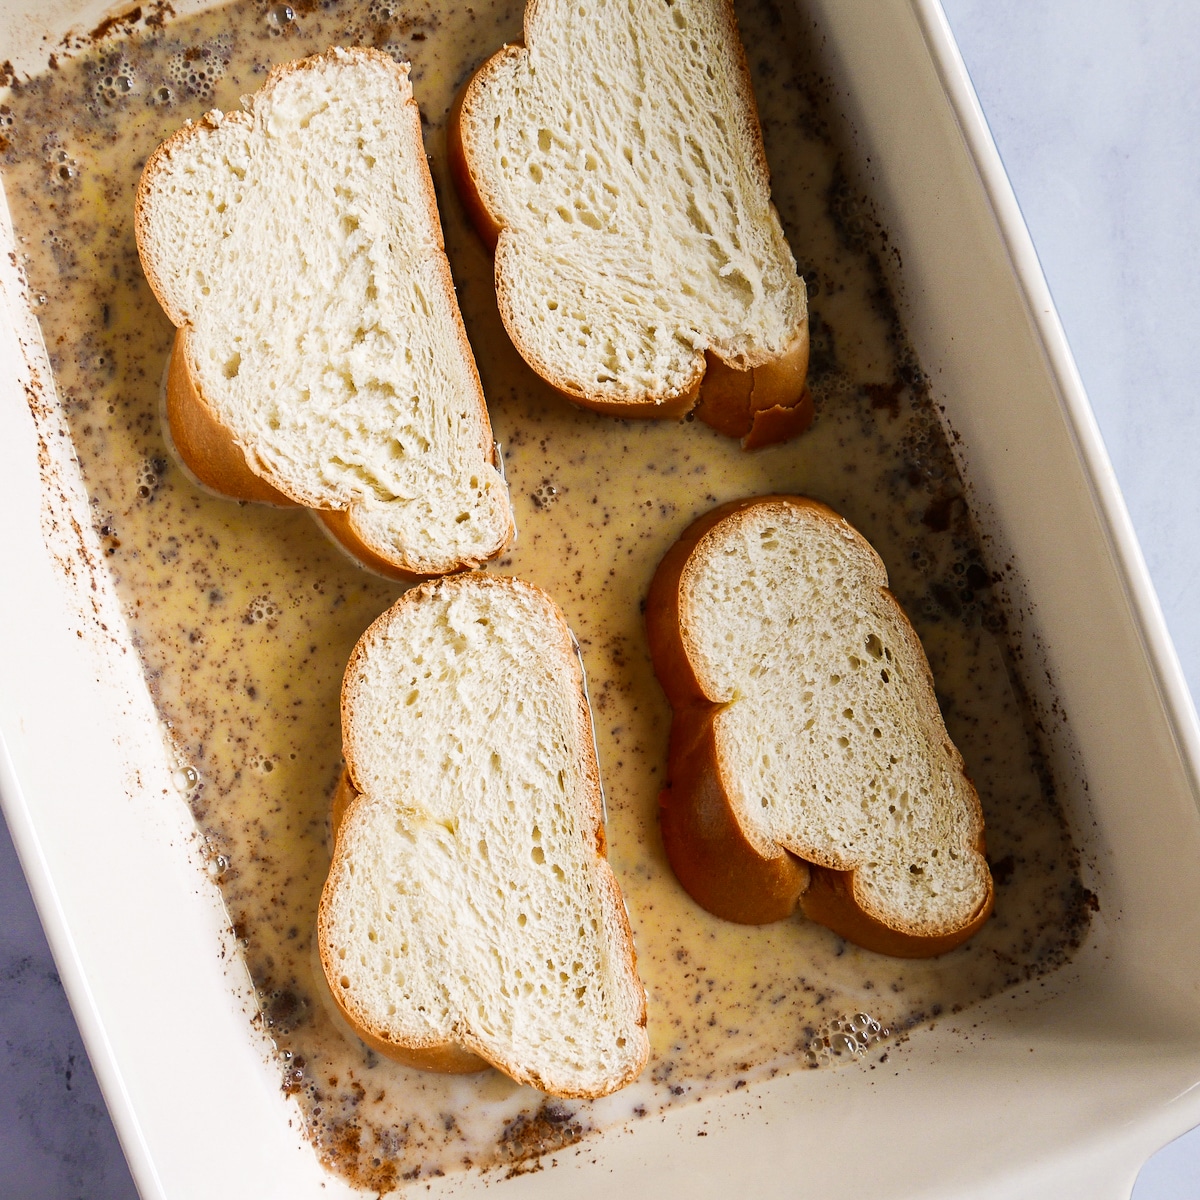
[0,0,1091,1189]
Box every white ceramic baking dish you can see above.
[3,0,1200,1196]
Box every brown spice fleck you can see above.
[499,1103,585,1167]
[864,379,903,418]
[89,6,143,41]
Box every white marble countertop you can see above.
[2,1,1199,1195]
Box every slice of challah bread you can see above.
[646,496,994,957]
[450,0,811,446]
[135,47,514,578]
[318,574,649,1097]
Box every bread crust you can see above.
[693,331,814,448]
[798,857,992,959]
[136,47,513,578]
[169,327,500,581]
[309,509,441,584]
[658,713,810,924]
[646,495,994,957]
[165,329,300,507]
[449,4,811,444]
[324,767,491,1074]
[318,575,648,1096]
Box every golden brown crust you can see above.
[341,1021,492,1075]
[138,48,512,577]
[799,843,993,959]
[449,6,810,437]
[693,328,813,448]
[447,60,508,254]
[322,769,490,1074]
[311,509,427,583]
[659,711,809,924]
[645,495,993,957]
[329,767,357,842]
[320,575,648,1095]
[741,388,814,450]
[165,330,300,506]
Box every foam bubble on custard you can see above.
[166,37,232,99]
[244,594,282,627]
[266,5,296,33]
[135,455,167,500]
[803,1012,892,1068]
[87,56,139,110]
[247,752,279,774]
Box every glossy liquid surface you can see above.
[1,0,1091,1188]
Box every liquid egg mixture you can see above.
[1,0,1091,1189]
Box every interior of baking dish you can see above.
[1,1,1199,1197]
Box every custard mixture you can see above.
[0,0,1091,1189]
